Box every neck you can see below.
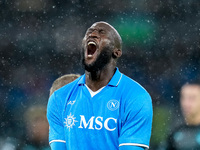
[85,63,116,92]
[185,114,200,126]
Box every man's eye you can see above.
[99,30,105,34]
[86,29,93,34]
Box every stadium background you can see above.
[0,0,200,149]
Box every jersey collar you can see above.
[78,74,86,85]
[108,67,123,87]
[78,67,123,87]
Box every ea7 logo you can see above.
[78,115,117,131]
[67,100,76,105]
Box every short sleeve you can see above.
[119,92,153,149]
[47,93,66,144]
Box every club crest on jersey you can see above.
[64,113,78,129]
[107,100,119,111]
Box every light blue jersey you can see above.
[47,68,153,150]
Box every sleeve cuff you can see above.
[119,143,149,149]
[49,140,66,144]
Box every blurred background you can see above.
[0,0,200,149]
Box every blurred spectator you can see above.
[18,105,50,150]
[0,105,50,150]
[49,74,80,96]
[160,81,200,150]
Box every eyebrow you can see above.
[87,28,94,32]
[87,27,106,32]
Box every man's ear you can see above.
[113,48,122,58]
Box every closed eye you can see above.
[86,29,93,34]
[99,29,105,34]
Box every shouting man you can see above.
[47,21,153,150]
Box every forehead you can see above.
[89,22,113,31]
[181,85,200,94]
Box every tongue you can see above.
[88,44,96,55]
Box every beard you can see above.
[81,45,113,72]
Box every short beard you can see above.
[81,46,113,73]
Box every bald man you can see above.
[47,22,153,150]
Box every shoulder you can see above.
[168,124,191,147]
[170,124,188,137]
[48,75,82,106]
[120,74,151,101]
[119,74,152,115]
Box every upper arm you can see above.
[119,91,153,150]
[47,93,66,147]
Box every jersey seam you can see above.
[116,73,123,86]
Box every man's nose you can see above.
[89,30,99,38]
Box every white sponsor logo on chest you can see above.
[64,114,117,131]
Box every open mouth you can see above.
[87,41,97,57]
